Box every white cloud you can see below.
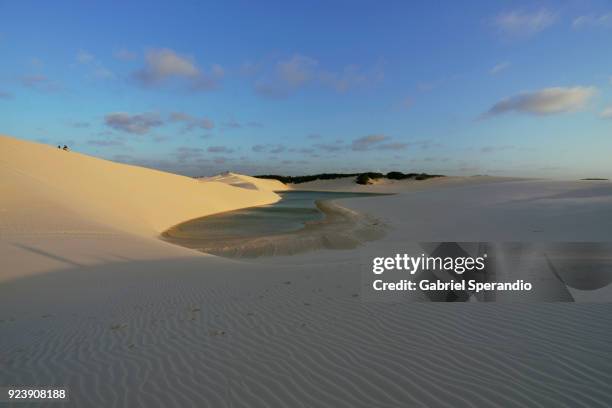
[207,146,234,153]
[88,139,124,147]
[19,75,62,92]
[222,119,241,129]
[169,112,192,122]
[494,9,557,38]
[573,13,612,29]
[313,143,344,153]
[105,112,163,134]
[390,96,414,112]
[135,48,198,84]
[599,106,612,119]
[69,121,90,128]
[133,48,223,91]
[251,144,286,154]
[278,54,318,87]
[169,112,214,131]
[484,86,596,117]
[254,54,384,97]
[190,118,214,131]
[145,49,198,78]
[400,97,413,110]
[175,147,204,162]
[211,64,224,78]
[352,135,387,151]
[76,50,94,64]
[489,62,510,75]
[113,48,137,61]
[351,135,408,151]
[92,66,114,79]
[319,63,384,93]
[76,50,114,79]
[254,54,318,97]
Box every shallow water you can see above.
[165,191,380,240]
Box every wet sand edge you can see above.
[161,199,388,258]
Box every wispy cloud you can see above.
[19,75,62,92]
[207,146,235,153]
[313,143,344,153]
[113,48,137,61]
[483,86,596,117]
[240,60,262,77]
[21,75,47,87]
[253,54,383,98]
[599,106,612,119]
[493,9,557,38]
[480,145,516,153]
[278,54,318,87]
[573,13,612,29]
[175,146,204,162]
[289,147,315,155]
[133,48,223,91]
[213,156,229,165]
[319,63,384,93]
[87,139,124,147]
[351,135,407,151]
[254,54,317,97]
[222,119,242,129]
[29,57,43,69]
[105,112,164,134]
[391,96,414,111]
[489,62,510,75]
[0,90,13,99]
[76,50,94,64]
[169,112,214,132]
[351,135,382,150]
[76,50,114,79]
[69,121,90,128]
[416,75,459,92]
[252,144,286,154]
[412,140,443,150]
[136,49,199,82]
[400,97,413,110]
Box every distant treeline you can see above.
[255,172,444,185]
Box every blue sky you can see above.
[1,0,612,178]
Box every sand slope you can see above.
[201,172,289,192]
[0,135,280,237]
[0,135,280,281]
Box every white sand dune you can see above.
[0,135,280,237]
[201,172,288,192]
[0,135,280,282]
[289,174,525,193]
[2,135,612,407]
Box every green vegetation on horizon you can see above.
[256,172,444,185]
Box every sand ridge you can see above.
[201,172,289,192]
[0,135,281,237]
[0,134,281,282]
